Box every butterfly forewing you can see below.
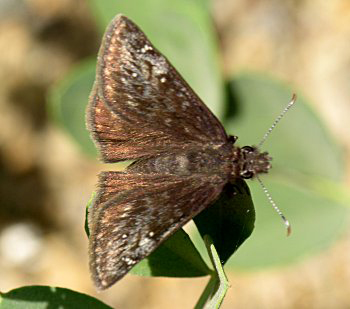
[87,84,182,162]
[89,172,226,289]
[86,14,227,162]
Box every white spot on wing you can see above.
[127,100,139,107]
[122,256,136,265]
[111,36,117,44]
[182,101,190,109]
[139,237,151,247]
[152,57,168,75]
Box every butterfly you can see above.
[86,14,275,290]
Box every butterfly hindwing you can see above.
[88,171,227,289]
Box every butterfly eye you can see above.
[241,146,255,153]
[240,170,254,179]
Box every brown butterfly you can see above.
[86,14,278,290]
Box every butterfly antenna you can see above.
[256,175,291,236]
[258,94,297,149]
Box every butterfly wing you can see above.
[86,14,227,162]
[88,171,226,289]
[87,84,177,161]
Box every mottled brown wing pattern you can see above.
[89,172,226,289]
[87,84,187,162]
[86,14,227,162]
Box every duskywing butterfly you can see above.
[86,14,291,290]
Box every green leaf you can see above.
[85,192,96,237]
[223,73,349,269]
[227,74,344,180]
[194,179,255,265]
[232,180,348,269]
[48,60,97,157]
[0,286,112,309]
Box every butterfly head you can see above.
[238,146,272,179]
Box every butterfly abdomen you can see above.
[127,143,234,176]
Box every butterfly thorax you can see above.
[232,145,272,179]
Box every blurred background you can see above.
[0,0,349,308]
